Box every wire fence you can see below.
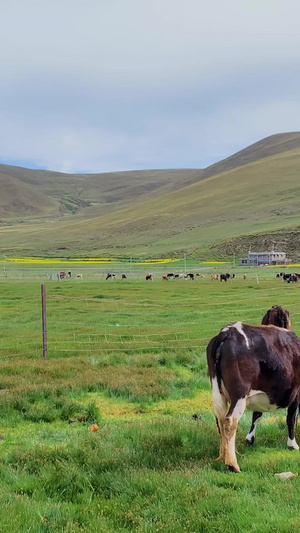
[1,282,300,361]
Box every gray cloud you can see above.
[1,0,300,172]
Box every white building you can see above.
[239,251,288,266]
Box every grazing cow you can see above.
[59,271,67,280]
[282,273,298,283]
[220,273,230,282]
[243,274,247,280]
[162,275,169,281]
[174,273,184,279]
[283,273,291,282]
[145,273,154,281]
[76,274,83,279]
[185,272,195,280]
[261,305,292,330]
[207,307,300,472]
[121,274,127,279]
[288,274,298,283]
[211,274,218,281]
[196,273,205,279]
[106,273,116,280]
[167,273,174,278]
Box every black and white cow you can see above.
[185,272,195,280]
[106,273,116,280]
[206,306,300,472]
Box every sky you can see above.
[1,0,300,174]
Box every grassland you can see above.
[1,133,300,259]
[1,268,300,531]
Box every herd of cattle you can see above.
[105,272,248,281]
[100,271,300,283]
[58,271,300,285]
[207,304,300,473]
[276,272,300,283]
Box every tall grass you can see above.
[0,273,299,531]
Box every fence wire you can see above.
[1,283,300,360]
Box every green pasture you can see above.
[0,258,233,282]
[0,273,300,531]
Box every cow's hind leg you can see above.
[211,378,227,461]
[287,402,299,450]
[224,398,246,473]
[246,411,263,445]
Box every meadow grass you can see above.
[0,270,300,531]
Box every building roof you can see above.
[248,251,285,255]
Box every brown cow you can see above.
[207,306,300,472]
[211,274,218,281]
[246,306,292,445]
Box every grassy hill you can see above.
[0,168,63,221]
[1,133,300,259]
[0,165,202,221]
[199,131,300,180]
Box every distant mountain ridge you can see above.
[1,132,300,259]
[199,132,300,180]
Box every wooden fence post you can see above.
[41,284,48,359]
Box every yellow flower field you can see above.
[135,258,180,265]
[4,258,120,264]
[3,257,181,265]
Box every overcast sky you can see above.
[1,0,299,173]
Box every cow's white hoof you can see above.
[287,438,299,450]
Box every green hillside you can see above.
[0,165,202,221]
[1,133,300,259]
[200,131,300,179]
[0,169,63,220]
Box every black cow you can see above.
[207,307,300,472]
[220,273,230,282]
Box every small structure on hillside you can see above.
[239,250,289,266]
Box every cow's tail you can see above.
[206,331,228,387]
